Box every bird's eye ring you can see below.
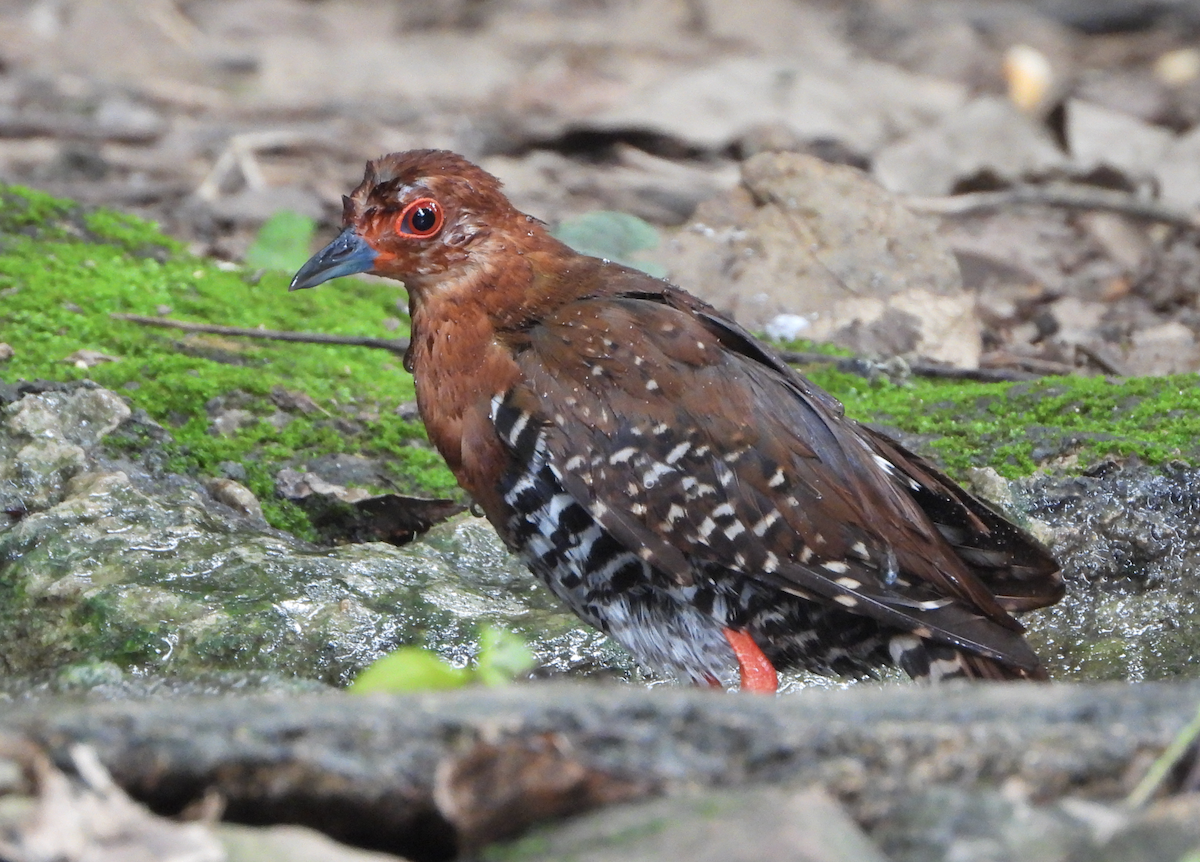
[396,198,444,238]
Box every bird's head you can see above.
[290,149,527,296]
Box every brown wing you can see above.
[502,279,1060,671]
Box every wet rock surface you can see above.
[0,381,620,693]
[5,379,1200,692]
[1020,460,1200,680]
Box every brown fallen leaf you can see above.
[433,733,657,853]
[276,468,464,545]
[0,343,13,362]
[205,478,264,521]
[269,386,325,415]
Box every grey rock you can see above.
[588,55,965,155]
[878,786,1102,862]
[1080,794,1200,862]
[1155,124,1200,211]
[873,97,1067,196]
[880,787,1200,862]
[218,823,412,862]
[200,186,325,225]
[499,786,889,862]
[1066,99,1173,182]
[204,477,264,521]
[659,151,980,366]
[208,407,255,436]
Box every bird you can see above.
[290,149,1064,693]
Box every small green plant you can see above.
[244,210,318,272]
[1126,698,1200,808]
[553,211,664,276]
[350,625,535,694]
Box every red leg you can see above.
[723,628,778,694]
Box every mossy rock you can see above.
[802,366,1200,477]
[0,185,458,539]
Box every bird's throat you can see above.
[408,294,523,512]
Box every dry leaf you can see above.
[62,349,121,369]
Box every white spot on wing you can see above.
[506,411,530,444]
[665,442,690,464]
[822,560,850,574]
[752,511,780,537]
[609,446,637,465]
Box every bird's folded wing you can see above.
[494,293,1059,667]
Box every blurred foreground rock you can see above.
[0,682,1198,861]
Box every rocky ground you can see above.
[4,0,1200,860]
[5,1,1200,373]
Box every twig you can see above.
[1075,342,1132,377]
[194,131,327,201]
[908,363,1043,383]
[906,186,1200,231]
[777,350,1044,383]
[1126,699,1200,809]
[110,314,410,355]
[115,314,1042,382]
[979,351,1078,377]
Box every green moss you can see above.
[768,336,856,358]
[84,209,183,255]
[0,185,74,234]
[0,185,458,535]
[4,182,1197,544]
[806,366,1200,477]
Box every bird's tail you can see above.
[889,634,1049,682]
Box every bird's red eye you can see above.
[396,198,443,238]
